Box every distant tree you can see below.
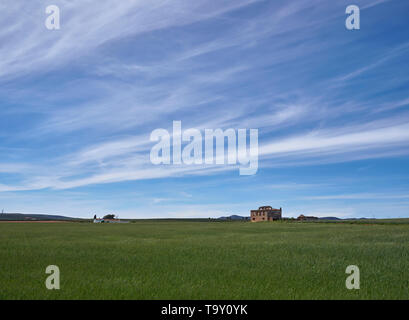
[103,214,115,220]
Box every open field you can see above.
[0,221,69,223]
[0,221,408,299]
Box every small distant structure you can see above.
[93,218,128,223]
[93,214,129,224]
[297,214,318,221]
[250,206,282,222]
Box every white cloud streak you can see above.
[0,0,408,201]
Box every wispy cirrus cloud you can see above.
[260,119,409,160]
[1,0,409,219]
[0,0,260,79]
[303,193,409,200]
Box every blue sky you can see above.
[1,0,409,219]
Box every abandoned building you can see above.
[250,206,282,222]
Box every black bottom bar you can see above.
[0,300,406,319]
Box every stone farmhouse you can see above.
[250,206,282,222]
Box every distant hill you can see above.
[218,215,249,220]
[0,213,78,221]
[318,217,341,220]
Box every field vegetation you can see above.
[0,220,408,299]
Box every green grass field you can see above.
[1,221,408,300]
